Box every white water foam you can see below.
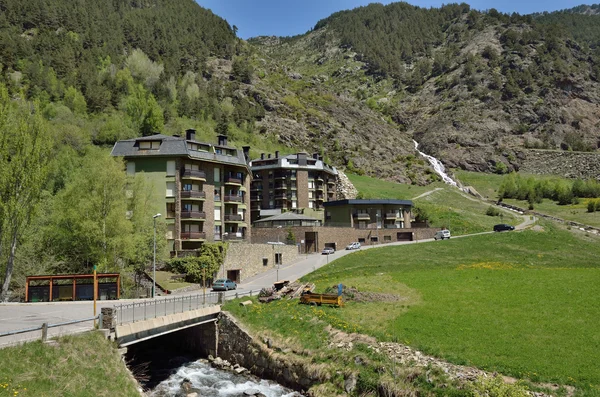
[149,360,301,397]
[413,140,460,188]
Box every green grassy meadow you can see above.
[455,170,600,228]
[226,225,600,396]
[0,332,139,397]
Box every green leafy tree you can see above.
[63,86,87,115]
[0,88,54,300]
[124,84,164,136]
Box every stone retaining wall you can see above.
[217,312,321,391]
[223,242,300,282]
[520,149,600,180]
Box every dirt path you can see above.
[412,187,443,200]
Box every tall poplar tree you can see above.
[0,86,54,300]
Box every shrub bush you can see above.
[486,206,501,216]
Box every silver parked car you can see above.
[345,242,361,250]
[321,247,335,255]
[434,229,451,240]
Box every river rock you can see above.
[186,393,198,397]
[244,388,261,396]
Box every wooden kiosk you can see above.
[25,273,121,302]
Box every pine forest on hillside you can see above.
[1,0,600,297]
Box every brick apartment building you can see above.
[111,130,251,254]
[248,152,338,223]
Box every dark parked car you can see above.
[212,278,237,291]
[493,224,515,232]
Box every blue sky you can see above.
[196,0,587,39]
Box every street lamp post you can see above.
[152,213,161,298]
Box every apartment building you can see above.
[323,199,412,230]
[248,152,338,223]
[111,130,251,254]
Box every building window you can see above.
[126,162,135,176]
[308,191,314,199]
[166,225,175,240]
[214,189,221,201]
[214,208,221,221]
[214,167,220,182]
[183,184,192,191]
[166,160,176,176]
[384,235,392,242]
[308,181,315,189]
[308,201,315,209]
[166,182,175,197]
[214,225,221,240]
[183,203,193,212]
[292,200,297,209]
[140,141,160,149]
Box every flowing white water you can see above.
[413,140,460,188]
[149,360,302,397]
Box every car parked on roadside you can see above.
[345,242,361,250]
[212,278,237,291]
[434,229,451,240]
[322,247,335,255]
[493,224,515,232]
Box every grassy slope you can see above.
[227,226,600,395]
[0,332,139,397]
[347,173,519,234]
[455,170,600,228]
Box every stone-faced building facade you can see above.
[249,152,338,223]
[111,130,251,254]
[323,199,412,229]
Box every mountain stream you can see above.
[413,140,462,188]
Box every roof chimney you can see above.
[275,151,279,158]
[260,153,265,160]
[313,152,319,159]
[268,154,272,159]
[242,146,251,162]
[318,155,323,161]
[185,129,196,141]
[217,134,227,146]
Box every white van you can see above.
[434,229,451,240]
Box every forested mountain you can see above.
[253,2,600,174]
[2,0,600,297]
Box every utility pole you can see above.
[152,213,161,298]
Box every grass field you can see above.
[0,331,139,397]
[347,173,519,235]
[226,224,600,396]
[455,170,600,228]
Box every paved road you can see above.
[0,214,534,346]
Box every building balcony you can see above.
[385,212,399,220]
[327,179,336,185]
[275,184,287,190]
[166,211,176,218]
[181,231,206,240]
[181,169,206,180]
[224,195,243,203]
[181,190,206,200]
[316,176,324,182]
[224,214,243,222]
[353,213,371,220]
[250,186,262,192]
[181,211,206,220]
[275,194,286,200]
[315,184,324,191]
[223,234,246,241]
[225,176,243,185]
[251,203,261,210]
[274,173,287,180]
[384,224,404,229]
[315,195,324,201]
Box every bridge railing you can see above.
[115,292,222,325]
[114,290,260,325]
[0,316,99,347]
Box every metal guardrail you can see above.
[0,316,99,345]
[114,290,258,325]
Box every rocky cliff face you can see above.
[244,9,600,181]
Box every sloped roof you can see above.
[110,135,248,167]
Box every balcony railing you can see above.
[181,190,206,199]
[385,212,399,220]
[275,194,286,200]
[327,179,336,185]
[166,211,176,218]
[181,211,206,220]
[353,213,371,220]
[224,214,243,222]
[181,169,206,179]
[224,195,243,203]
[384,224,404,229]
[225,176,242,185]
[315,184,324,191]
[275,184,287,190]
[223,234,245,241]
[214,195,221,202]
[181,232,206,240]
